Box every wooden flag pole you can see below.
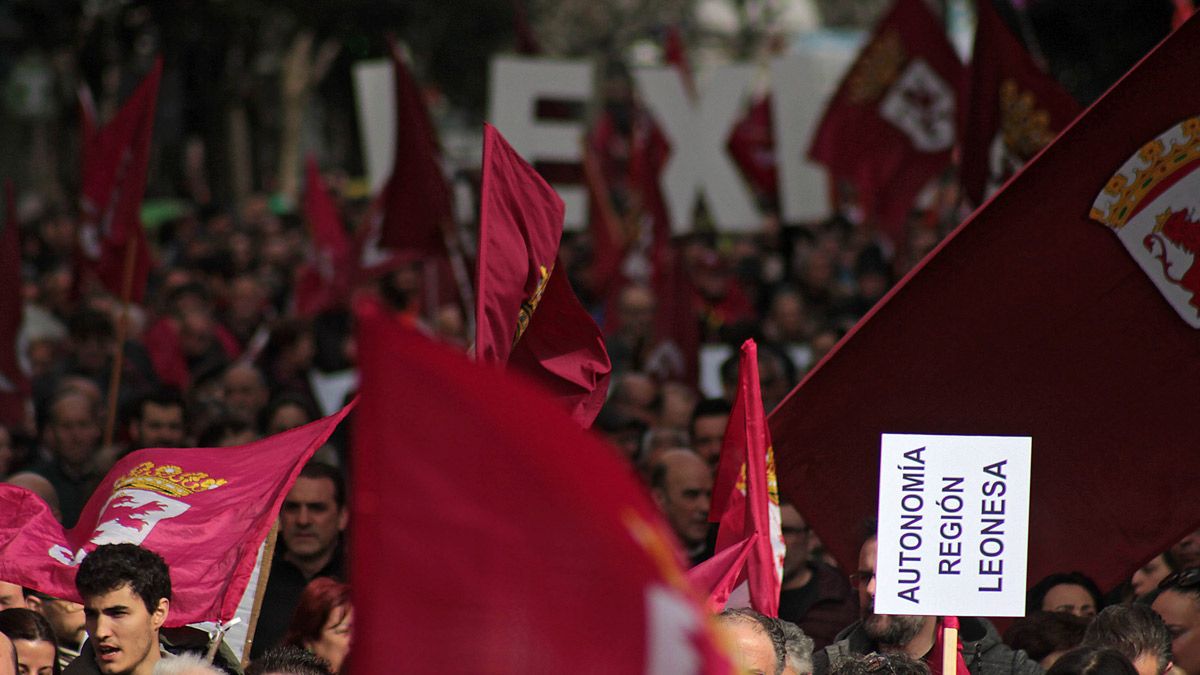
[240,521,281,669]
[101,237,138,450]
[942,622,958,675]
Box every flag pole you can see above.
[240,521,281,669]
[101,237,138,450]
[942,619,958,675]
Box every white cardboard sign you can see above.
[874,433,1031,617]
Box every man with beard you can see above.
[813,533,1041,675]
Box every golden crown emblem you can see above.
[998,79,1056,161]
[848,31,906,104]
[1090,116,1200,229]
[113,461,228,498]
[513,263,553,347]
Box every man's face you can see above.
[724,620,778,675]
[858,537,926,647]
[1041,583,1096,618]
[780,505,811,581]
[691,415,727,471]
[0,582,22,610]
[83,584,168,675]
[1153,590,1200,675]
[281,477,347,562]
[654,457,712,549]
[222,368,268,423]
[131,403,185,449]
[46,395,99,469]
[31,596,85,646]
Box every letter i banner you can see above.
[688,339,784,616]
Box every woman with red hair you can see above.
[282,578,352,674]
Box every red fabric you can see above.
[687,536,755,612]
[582,133,628,300]
[143,317,239,391]
[928,616,970,675]
[959,0,1080,207]
[0,181,28,429]
[295,156,353,317]
[509,0,542,55]
[663,25,696,98]
[728,95,778,201]
[1173,0,1195,29]
[351,299,733,674]
[0,402,353,625]
[476,124,611,426]
[809,0,962,244]
[78,57,159,303]
[770,12,1200,594]
[690,340,782,616]
[380,38,452,255]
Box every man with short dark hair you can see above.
[29,390,104,527]
[718,607,786,675]
[777,503,858,650]
[66,544,171,675]
[1082,604,1173,675]
[126,390,188,451]
[249,463,347,660]
[814,534,1040,675]
[1151,568,1200,675]
[245,645,332,675]
[690,398,731,471]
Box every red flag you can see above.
[380,39,452,255]
[476,124,611,425]
[728,95,779,202]
[352,298,733,674]
[771,13,1200,593]
[0,180,29,430]
[689,340,784,616]
[959,0,1080,207]
[78,58,160,303]
[809,0,962,244]
[295,155,354,317]
[0,402,353,625]
[663,25,696,98]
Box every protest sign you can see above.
[874,433,1031,617]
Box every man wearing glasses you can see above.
[813,531,1041,675]
[778,503,858,650]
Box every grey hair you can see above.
[774,618,815,675]
[153,652,225,675]
[717,607,786,675]
[1083,604,1172,675]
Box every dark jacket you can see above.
[778,562,859,650]
[814,616,1043,675]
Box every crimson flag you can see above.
[771,13,1200,594]
[689,340,784,616]
[352,298,733,674]
[0,181,28,430]
[809,0,961,243]
[728,95,778,202]
[78,58,160,303]
[959,0,1080,207]
[295,156,353,317]
[476,124,611,425]
[0,401,353,625]
[380,38,452,255]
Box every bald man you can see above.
[5,472,62,522]
[650,449,713,566]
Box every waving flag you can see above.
[295,156,353,316]
[689,340,784,616]
[960,0,1079,206]
[476,124,611,426]
[353,298,732,674]
[771,12,1200,593]
[380,38,452,255]
[0,402,353,625]
[809,0,962,243]
[78,58,160,303]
